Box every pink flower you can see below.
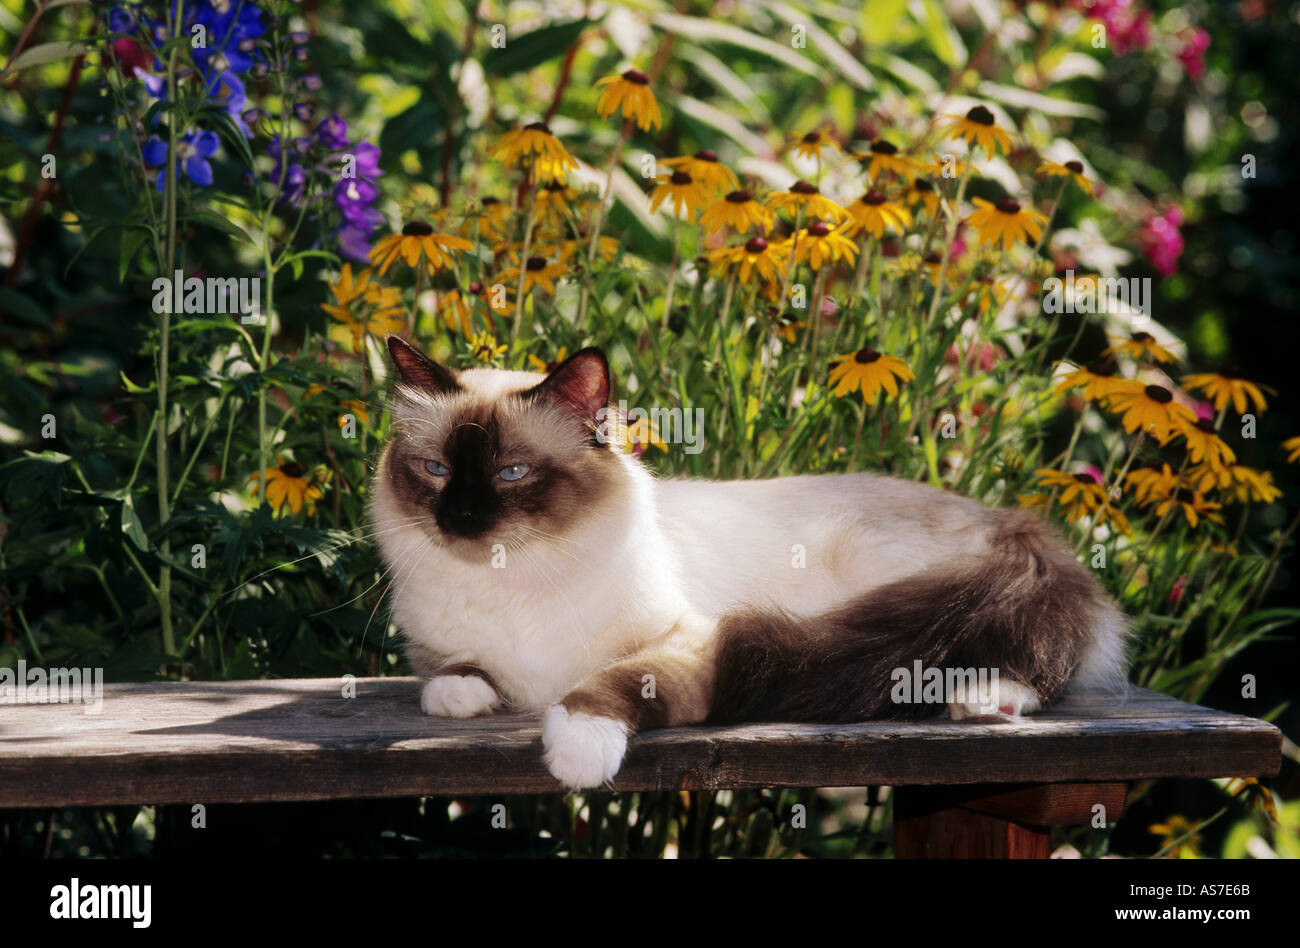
[1176,28,1210,81]
[1075,0,1152,55]
[1168,575,1187,605]
[1194,400,1214,422]
[1140,205,1185,277]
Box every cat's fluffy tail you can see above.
[707,509,1129,724]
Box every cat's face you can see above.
[376,336,626,558]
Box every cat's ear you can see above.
[527,347,610,423]
[386,334,459,395]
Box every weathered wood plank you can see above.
[0,677,1282,807]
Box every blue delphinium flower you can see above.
[142,130,221,191]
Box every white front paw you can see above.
[948,678,1042,720]
[541,705,629,790]
[420,675,501,718]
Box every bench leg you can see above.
[892,782,1127,858]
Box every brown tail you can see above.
[707,510,1123,724]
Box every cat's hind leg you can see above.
[947,678,1042,720]
[420,665,504,718]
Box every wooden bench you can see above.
[0,677,1280,857]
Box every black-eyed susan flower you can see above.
[499,255,567,295]
[792,221,858,270]
[708,235,790,285]
[699,190,774,235]
[841,190,912,239]
[1285,435,1300,464]
[773,311,806,344]
[1107,383,1197,444]
[1026,468,1131,534]
[967,275,1011,317]
[1148,815,1203,858]
[1106,331,1178,364]
[1177,417,1236,472]
[649,169,708,220]
[923,153,968,181]
[766,180,849,223]
[1127,464,1184,505]
[595,69,661,132]
[438,288,474,336]
[1053,359,1138,405]
[940,104,1015,157]
[660,150,738,195]
[1182,369,1270,415]
[965,197,1048,250]
[792,128,839,162]
[534,182,580,227]
[1143,485,1225,529]
[1190,463,1283,503]
[322,265,406,353]
[247,458,324,516]
[369,221,474,276]
[828,347,914,403]
[468,330,508,364]
[495,122,580,183]
[1038,159,1093,195]
[527,346,568,374]
[861,139,916,184]
[905,178,940,218]
[461,195,513,243]
[618,412,668,457]
[553,234,620,265]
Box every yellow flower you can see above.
[495,122,580,182]
[1037,159,1093,195]
[965,196,1047,250]
[649,169,708,220]
[1286,435,1300,464]
[1053,359,1138,405]
[467,330,507,364]
[527,346,568,374]
[828,347,914,404]
[861,139,916,184]
[660,150,738,195]
[791,221,858,270]
[1105,331,1178,364]
[595,69,661,132]
[1126,464,1184,505]
[1177,417,1236,473]
[708,236,789,285]
[905,178,940,218]
[1148,814,1202,858]
[939,105,1016,157]
[322,265,406,353]
[766,180,849,223]
[1153,487,1225,529]
[791,128,839,161]
[923,153,968,180]
[1106,383,1197,445]
[841,190,912,239]
[369,221,474,276]
[499,255,567,295]
[1191,464,1283,504]
[773,312,806,344]
[1028,468,1131,534]
[247,458,324,516]
[461,195,512,243]
[1182,370,1270,415]
[967,275,1011,317]
[552,235,620,264]
[438,288,474,336]
[617,412,668,456]
[699,189,774,235]
[322,262,371,310]
[534,182,580,228]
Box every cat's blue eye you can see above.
[425,459,450,477]
[498,464,530,482]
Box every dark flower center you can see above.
[1065,160,1084,174]
[914,179,934,192]
[923,251,942,264]
[854,348,882,364]
[802,131,821,143]
[481,196,500,206]
[695,149,718,162]
[526,256,547,271]
[807,222,831,237]
[966,105,995,126]
[1085,359,1116,376]
[725,190,752,203]
[1073,472,1097,485]
[1218,364,1244,379]
[862,191,886,206]
[745,237,769,254]
[402,221,433,236]
[523,121,552,133]
[1144,384,1173,403]
[1172,488,1198,504]
[621,69,649,84]
[670,170,693,185]
[1194,418,1217,434]
[995,198,1021,214]
[1130,331,1154,342]
[280,462,305,479]
[791,180,819,194]
[871,140,898,155]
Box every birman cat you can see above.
[370,335,1129,789]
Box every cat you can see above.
[370,335,1130,790]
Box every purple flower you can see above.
[333,178,380,226]
[316,114,349,150]
[142,130,220,191]
[337,225,376,264]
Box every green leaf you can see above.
[378,97,445,159]
[653,13,820,79]
[120,493,150,552]
[0,287,50,327]
[119,228,149,282]
[915,0,965,68]
[202,106,256,172]
[182,208,252,244]
[484,19,589,77]
[3,41,86,75]
[119,372,155,394]
[860,0,909,44]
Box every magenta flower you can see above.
[1140,205,1185,277]
[1176,28,1210,81]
